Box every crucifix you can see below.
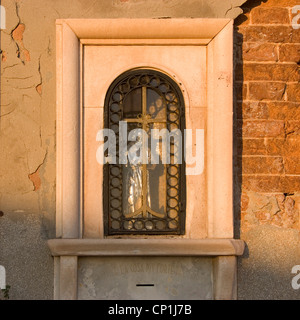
[124,86,166,219]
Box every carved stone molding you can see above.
[54,17,244,300]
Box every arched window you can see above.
[104,69,186,235]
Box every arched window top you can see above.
[105,68,185,119]
[104,69,186,235]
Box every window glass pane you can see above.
[147,88,166,120]
[123,88,142,119]
[105,69,185,235]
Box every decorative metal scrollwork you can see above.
[104,69,186,235]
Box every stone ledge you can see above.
[47,238,245,257]
[57,18,232,42]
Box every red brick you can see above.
[242,176,300,193]
[285,120,300,136]
[242,26,299,43]
[242,43,278,62]
[240,120,285,138]
[284,137,300,155]
[287,83,300,102]
[241,64,300,82]
[244,0,300,8]
[241,193,250,211]
[242,156,284,174]
[239,137,300,157]
[268,102,300,120]
[251,7,290,24]
[238,138,283,156]
[265,138,287,155]
[285,157,300,175]
[236,101,300,121]
[249,82,286,101]
[237,101,269,119]
[279,44,300,63]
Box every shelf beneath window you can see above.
[48,238,244,257]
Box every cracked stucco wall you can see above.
[0,0,258,300]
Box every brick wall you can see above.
[234,0,300,299]
[235,0,300,233]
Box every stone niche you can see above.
[48,17,245,300]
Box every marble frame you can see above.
[51,18,243,300]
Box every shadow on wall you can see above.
[233,0,265,293]
[233,0,268,240]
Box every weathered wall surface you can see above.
[0,0,299,300]
[234,0,300,299]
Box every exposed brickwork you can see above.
[287,83,300,101]
[251,7,290,24]
[11,23,30,63]
[28,169,41,191]
[279,44,300,62]
[242,43,278,61]
[239,119,285,137]
[242,26,300,43]
[248,82,286,100]
[236,63,300,81]
[234,0,300,234]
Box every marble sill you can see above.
[48,238,245,257]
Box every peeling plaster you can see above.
[28,149,48,191]
[10,2,30,64]
[28,168,41,191]
[225,0,248,18]
[36,57,42,95]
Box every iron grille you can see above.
[104,69,186,235]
